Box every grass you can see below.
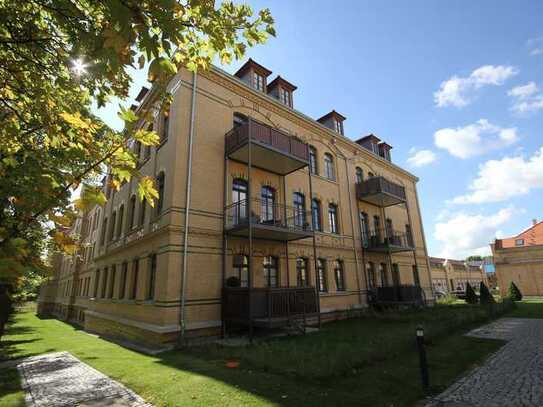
[506,297,543,318]
[0,302,513,407]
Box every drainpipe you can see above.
[179,70,198,344]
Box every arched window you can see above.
[311,199,322,231]
[333,260,345,291]
[156,172,165,215]
[139,198,147,226]
[355,167,363,184]
[296,258,309,287]
[108,265,116,298]
[116,204,124,238]
[380,263,389,286]
[309,146,318,175]
[101,217,108,245]
[101,267,108,298]
[317,259,327,292]
[119,262,128,299]
[324,153,335,180]
[233,255,248,287]
[109,211,117,241]
[293,192,306,228]
[328,203,339,234]
[261,186,275,222]
[232,178,248,224]
[392,263,401,287]
[148,254,157,300]
[263,256,278,288]
[360,212,369,247]
[93,209,100,230]
[127,195,136,232]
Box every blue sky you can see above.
[94,0,543,260]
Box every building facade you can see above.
[38,59,433,348]
[429,257,488,293]
[492,219,543,297]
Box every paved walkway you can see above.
[428,318,543,406]
[17,351,151,406]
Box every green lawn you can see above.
[0,303,512,407]
[506,298,543,318]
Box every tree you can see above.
[466,255,483,262]
[479,281,495,304]
[465,282,478,304]
[0,0,274,324]
[508,282,523,301]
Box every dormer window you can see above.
[268,76,297,108]
[280,88,291,106]
[253,72,265,91]
[317,111,346,135]
[334,119,343,135]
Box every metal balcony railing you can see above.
[361,228,414,252]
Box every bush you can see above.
[436,293,457,305]
[508,282,523,301]
[479,281,495,304]
[465,283,478,304]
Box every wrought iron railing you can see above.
[225,119,309,161]
[225,198,313,232]
[356,176,406,202]
[361,228,414,250]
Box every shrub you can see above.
[508,282,523,301]
[479,281,495,304]
[436,293,457,305]
[465,283,478,304]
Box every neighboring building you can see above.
[429,257,488,293]
[38,59,433,348]
[492,219,543,297]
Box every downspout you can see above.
[179,70,198,344]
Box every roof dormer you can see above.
[234,58,272,92]
[267,76,297,108]
[378,142,393,162]
[317,110,346,135]
[355,134,381,154]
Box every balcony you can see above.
[225,119,309,175]
[356,176,406,207]
[367,285,425,307]
[362,228,415,253]
[225,198,313,241]
[223,287,318,328]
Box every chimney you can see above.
[533,219,538,226]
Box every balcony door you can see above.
[232,178,248,225]
[261,186,276,224]
[293,192,306,228]
[360,212,369,247]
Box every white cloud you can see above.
[434,207,515,259]
[528,36,543,56]
[406,149,437,167]
[434,119,519,159]
[508,82,543,114]
[453,147,543,204]
[434,65,518,107]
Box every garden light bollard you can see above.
[416,325,429,391]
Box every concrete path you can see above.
[17,351,151,406]
[427,318,543,407]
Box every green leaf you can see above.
[118,106,138,123]
[137,176,159,207]
[133,128,159,146]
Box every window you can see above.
[116,205,124,239]
[139,198,147,226]
[311,199,322,231]
[232,178,248,224]
[161,112,169,143]
[367,262,376,288]
[134,140,142,159]
[324,153,335,180]
[279,88,291,106]
[108,265,116,299]
[148,254,157,300]
[94,270,100,297]
[333,260,345,291]
[412,265,420,286]
[109,211,117,241]
[360,212,369,247]
[317,259,327,292]
[373,215,381,239]
[253,72,265,91]
[101,267,108,298]
[261,186,275,222]
[263,256,278,288]
[234,255,248,287]
[131,259,139,299]
[119,262,128,299]
[328,204,339,234]
[355,167,363,184]
[515,239,524,246]
[296,258,309,287]
[101,217,108,245]
[127,195,136,232]
[385,218,393,238]
[144,123,152,159]
[293,192,306,228]
[392,264,400,287]
[406,224,414,247]
[379,263,389,286]
[156,172,165,215]
[334,119,343,135]
[93,209,100,230]
[309,146,318,175]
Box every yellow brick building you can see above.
[38,59,433,348]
